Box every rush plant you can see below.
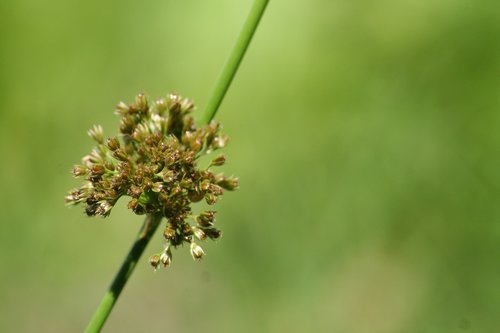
[65,1,269,332]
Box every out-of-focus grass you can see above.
[1,0,499,332]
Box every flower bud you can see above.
[211,134,228,150]
[209,184,224,196]
[205,193,218,205]
[72,165,88,177]
[155,98,166,114]
[113,148,128,162]
[82,149,103,165]
[192,226,207,241]
[65,190,85,205]
[127,199,145,214]
[184,151,195,164]
[145,133,160,146]
[190,242,205,260]
[151,182,163,193]
[180,98,194,113]
[135,93,149,113]
[85,203,98,216]
[206,228,222,240]
[217,177,240,191]
[119,116,135,134]
[196,211,216,227]
[200,180,211,192]
[210,154,226,167]
[87,125,104,144]
[188,189,204,202]
[116,101,129,115]
[149,254,161,269]
[167,93,181,107]
[163,227,175,240]
[90,164,105,176]
[128,186,142,198]
[171,185,182,196]
[104,161,115,171]
[96,201,113,216]
[106,137,120,151]
[180,178,193,189]
[132,123,149,142]
[160,247,172,267]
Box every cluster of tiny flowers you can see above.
[65,93,238,268]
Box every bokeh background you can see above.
[1,0,499,332]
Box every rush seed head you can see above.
[66,92,238,268]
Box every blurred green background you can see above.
[1,0,499,332]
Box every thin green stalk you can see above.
[199,0,269,124]
[84,1,268,332]
[84,213,163,333]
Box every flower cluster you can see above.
[66,93,238,268]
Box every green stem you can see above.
[84,1,268,331]
[84,213,163,333]
[199,0,269,124]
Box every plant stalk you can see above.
[84,213,163,333]
[84,0,268,331]
[199,0,269,124]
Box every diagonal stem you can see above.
[84,213,163,333]
[199,0,269,124]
